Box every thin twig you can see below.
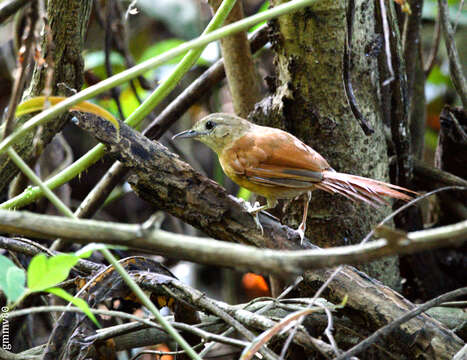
[130,345,205,360]
[438,0,467,108]
[1,190,466,277]
[379,0,394,85]
[167,282,280,360]
[2,1,38,139]
[199,277,302,358]
[343,0,374,135]
[334,287,467,360]
[103,1,124,120]
[280,266,343,358]
[0,0,32,24]
[208,0,261,117]
[280,186,467,357]
[424,8,441,77]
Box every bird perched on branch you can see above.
[173,113,416,241]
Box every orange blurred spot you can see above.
[155,344,172,360]
[141,344,173,360]
[242,273,270,298]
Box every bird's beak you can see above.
[172,129,201,140]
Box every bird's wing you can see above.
[223,127,330,188]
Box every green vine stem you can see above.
[2,1,256,358]
[8,145,202,358]
[0,0,318,210]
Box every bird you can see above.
[173,113,417,241]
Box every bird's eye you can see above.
[205,120,215,130]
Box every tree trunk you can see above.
[252,0,400,288]
[0,0,92,192]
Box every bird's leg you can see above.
[245,198,277,235]
[297,191,312,244]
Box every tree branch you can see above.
[67,113,464,358]
[0,210,465,279]
[335,287,467,360]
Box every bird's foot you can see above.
[240,201,264,234]
[245,201,267,214]
[245,201,264,235]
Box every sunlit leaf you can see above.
[46,287,101,327]
[394,0,411,14]
[27,254,79,291]
[237,187,252,201]
[119,84,149,118]
[427,65,451,86]
[16,96,120,131]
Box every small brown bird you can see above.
[173,113,416,240]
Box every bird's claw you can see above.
[245,201,262,214]
[297,222,306,245]
[243,201,264,234]
[253,213,264,235]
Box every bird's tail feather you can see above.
[316,171,417,208]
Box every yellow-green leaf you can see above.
[27,253,79,291]
[16,96,120,131]
[46,287,101,327]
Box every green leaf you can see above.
[427,65,451,86]
[27,254,79,291]
[6,267,26,302]
[0,255,26,303]
[119,84,148,118]
[138,39,186,64]
[425,129,439,151]
[46,287,101,327]
[84,51,126,79]
[237,187,252,201]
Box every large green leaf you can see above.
[27,254,79,291]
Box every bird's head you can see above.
[172,113,253,153]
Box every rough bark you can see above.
[251,0,400,288]
[0,0,92,192]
